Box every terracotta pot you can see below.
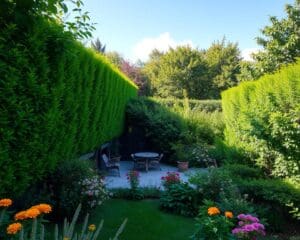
[177,161,189,172]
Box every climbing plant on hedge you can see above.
[222,61,300,179]
[0,21,137,197]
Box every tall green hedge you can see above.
[0,21,137,196]
[222,61,300,179]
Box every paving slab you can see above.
[104,161,206,189]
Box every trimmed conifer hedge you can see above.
[0,21,137,196]
[222,61,300,178]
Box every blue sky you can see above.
[81,0,294,62]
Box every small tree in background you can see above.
[91,38,106,53]
[254,0,300,74]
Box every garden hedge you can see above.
[222,61,300,179]
[152,98,222,112]
[0,21,137,197]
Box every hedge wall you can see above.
[151,98,222,112]
[222,61,300,179]
[0,21,137,196]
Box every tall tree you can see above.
[254,0,300,73]
[105,51,124,68]
[144,46,210,99]
[205,38,241,98]
[91,38,106,53]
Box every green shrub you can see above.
[191,200,235,240]
[222,61,300,178]
[0,20,137,197]
[236,178,300,220]
[189,168,234,202]
[37,159,108,220]
[223,164,264,179]
[160,182,197,217]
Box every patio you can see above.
[104,160,204,189]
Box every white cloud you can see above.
[132,32,194,61]
[241,48,260,61]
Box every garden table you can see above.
[134,152,159,172]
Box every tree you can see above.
[144,46,210,99]
[91,38,106,53]
[254,0,300,73]
[204,38,241,97]
[237,61,262,82]
[120,60,149,96]
[105,51,124,68]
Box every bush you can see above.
[0,19,138,197]
[222,61,300,178]
[189,168,234,202]
[223,164,264,179]
[160,182,197,217]
[33,159,109,220]
[236,178,300,220]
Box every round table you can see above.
[134,152,159,158]
[133,152,159,171]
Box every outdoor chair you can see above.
[102,154,121,177]
[131,154,147,171]
[148,153,163,170]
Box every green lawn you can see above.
[89,199,196,240]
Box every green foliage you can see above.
[0,0,96,40]
[126,97,184,159]
[222,61,300,178]
[0,20,137,197]
[0,203,127,240]
[254,0,300,74]
[110,187,161,199]
[143,39,242,99]
[160,182,198,217]
[46,159,109,220]
[189,168,234,202]
[152,98,222,112]
[222,164,264,180]
[236,178,300,220]
[192,200,235,240]
[143,46,211,99]
[205,38,241,98]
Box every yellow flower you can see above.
[25,208,40,219]
[31,204,52,214]
[63,238,70,240]
[88,224,96,232]
[225,211,233,218]
[0,198,13,207]
[14,211,27,221]
[7,222,22,235]
[208,207,220,216]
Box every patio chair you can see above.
[148,153,163,170]
[131,154,147,171]
[102,154,121,177]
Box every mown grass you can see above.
[89,199,196,240]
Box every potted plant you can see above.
[172,143,189,172]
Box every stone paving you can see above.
[104,161,205,189]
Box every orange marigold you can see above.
[14,211,27,221]
[207,207,220,216]
[0,198,12,207]
[225,211,233,218]
[7,222,22,235]
[88,224,96,232]
[31,204,52,214]
[25,208,40,219]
